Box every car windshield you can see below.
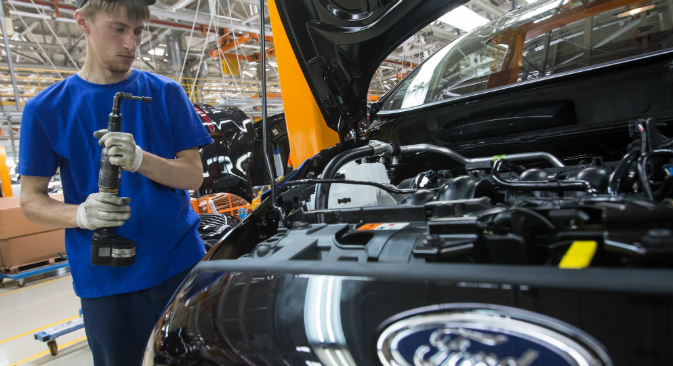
[382,0,673,111]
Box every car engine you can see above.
[234,117,673,269]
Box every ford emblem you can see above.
[377,304,612,366]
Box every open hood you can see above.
[272,0,467,134]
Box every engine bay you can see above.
[236,117,673,269]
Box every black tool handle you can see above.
[99,93,152,191]
[91,93,151,267]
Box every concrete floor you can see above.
[0,269,93,366]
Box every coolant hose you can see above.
[637,150,673,201]
[608,150,639,195]
[315,141,395,210]
[491,159,595,193]
[399,144,565,168]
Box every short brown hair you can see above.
[80,0,151,22]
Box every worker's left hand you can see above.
[94,129,144,172]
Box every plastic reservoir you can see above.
[326,162,395,209]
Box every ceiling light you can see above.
[142,57,151,61]
[617,4,655,17]
[149,47,165,56]
[168,0,194,12]
[438,6,489,32]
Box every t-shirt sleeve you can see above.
[167,82,213,153]
[17,103,61,177]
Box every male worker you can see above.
[18,0,212,364]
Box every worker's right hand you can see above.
[76,193,132,231]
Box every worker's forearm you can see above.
[136,151,203,190]
[21,194,79,229]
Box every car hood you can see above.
[272,0,467,134]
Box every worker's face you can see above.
[77,8,144,74]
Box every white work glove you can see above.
[94,129,144,172]
[76,193,132,230]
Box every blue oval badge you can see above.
[377,304,612,366]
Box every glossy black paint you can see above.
[272,0,467,133]
[251,113,291,185]
[194,104,256,202]
[148,262,673,365]
[197,213,239,251]
[194,105,292,197]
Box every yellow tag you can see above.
[559,241,597,269]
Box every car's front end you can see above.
[146,0,673,364]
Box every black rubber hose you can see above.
[608,150,639,195]
[286,179,429,196]
[315,145,376,210]
[654,176,673,201]
[637,150,673,200]
[491,159,594,193]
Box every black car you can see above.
[192,104,290,249]
[193,104,291,203]
[144,0,673,365]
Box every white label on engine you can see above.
[358,223,409,231]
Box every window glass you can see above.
[381,0,673,111]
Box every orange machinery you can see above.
[267,0,340,168]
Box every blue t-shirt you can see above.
[18,70,213,298]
